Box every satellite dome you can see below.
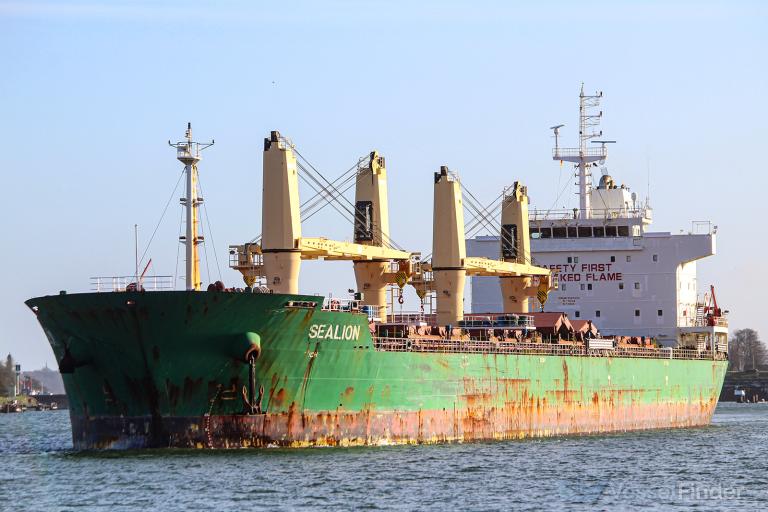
[597,174,615,189]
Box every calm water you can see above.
[1,403,766,511]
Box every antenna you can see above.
[134,224,139,289]
[646,154,651,208]
[550,124,564,153]
[550,86,608,220]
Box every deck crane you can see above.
[410,167,552,325]
[229,131,416,320]
[705,284,723,325]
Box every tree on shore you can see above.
[728,329,766,371]
[0,354,14,396]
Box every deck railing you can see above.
[388,312,432,325]
[382,312,535,329]
[320,299,385,322]
[321,297,360,312]
[552,147,607,160]
[680,316,729,328]
[529,207,649,222]
[176,146,199,160]
[90,276,174,292]
[372,337,726,361]
[462,313,535,328]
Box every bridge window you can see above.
[567,227,578,238]
[552,227,567,238]
[539,228,552,239]
[593,227,605,237]
[617,226,629,237]
[605,226,618,237]
[578,226,592,238]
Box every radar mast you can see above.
[169,123,214,290]
[551,84,611,219]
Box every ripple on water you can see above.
[1,405,767,511]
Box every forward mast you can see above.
[169,123,214,291]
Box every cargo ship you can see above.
[27,110,728,449]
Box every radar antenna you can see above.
[550,124,565,154]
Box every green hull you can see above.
[26,291,727,449]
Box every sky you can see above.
[1,0,766,369]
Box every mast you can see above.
[169,123,213,291]
[551,84,610,219]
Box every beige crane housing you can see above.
[260,132,303,294]
[352,151,406,320]
[499,182,543,314]
[431,167,468,325]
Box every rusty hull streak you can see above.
[70,395,719,449]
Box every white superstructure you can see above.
[468,86,727,347]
